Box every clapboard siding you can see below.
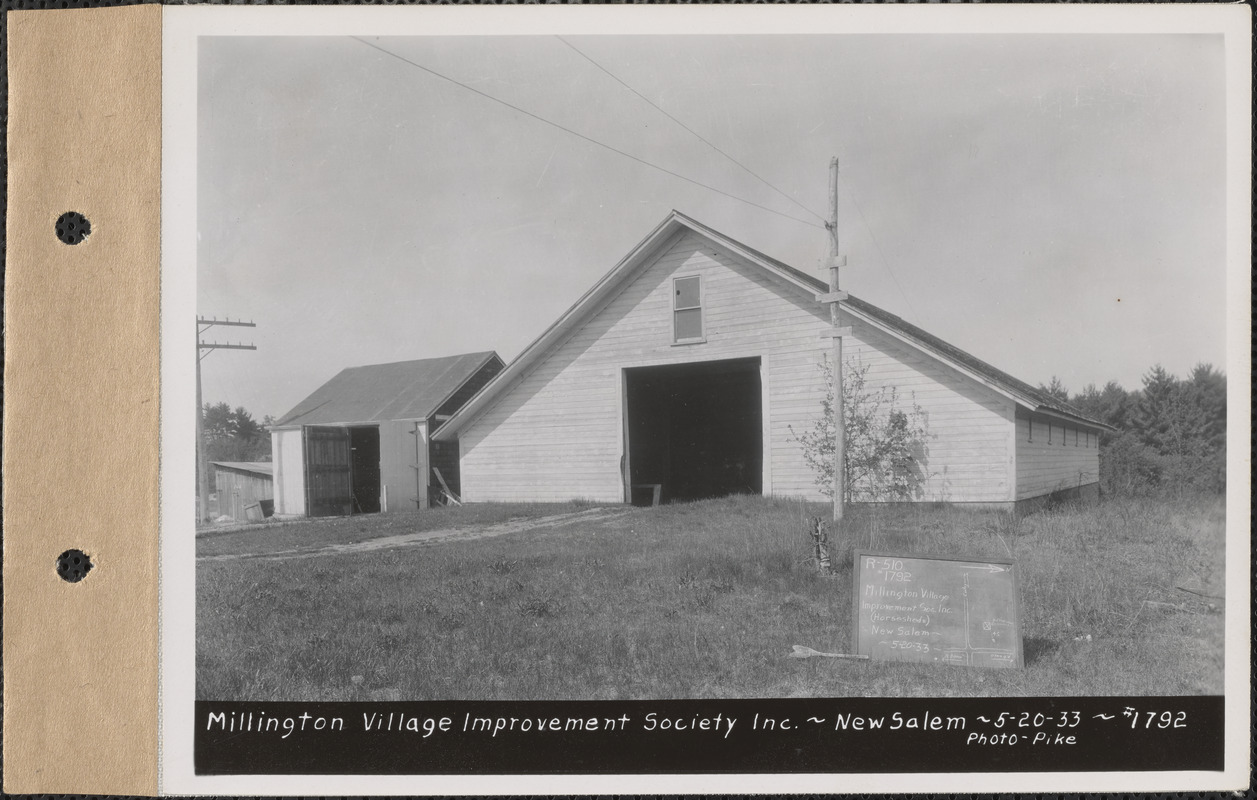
[1014,410,1100,499]
[460,232,1018,503]
[841,323,1015,503]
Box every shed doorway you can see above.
[302,424,381,516]
[348,425,381,514]
[624,357,762,505]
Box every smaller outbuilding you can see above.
[211,461,274,522]
[270,351,504,517]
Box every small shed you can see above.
[212,461,274,522]
[269,351,503,517]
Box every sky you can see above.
[197,33,1228,421]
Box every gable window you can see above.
[672,276,704,343]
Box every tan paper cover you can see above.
[4,5,162,794]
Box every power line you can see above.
[839,173,922,325]
[351,36,823,231]
[556,36,828,227]
[196,317,258,525]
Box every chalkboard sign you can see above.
[852,550,1022,668]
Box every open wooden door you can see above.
[303,425,352,517]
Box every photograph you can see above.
[160,6,1248,792]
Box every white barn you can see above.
[271,351,503,516]
[434,212,1106,512]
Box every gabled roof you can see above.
[273,351,502,428]
[211,461,273,477]
[433,211,1106,440]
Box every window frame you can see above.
[671,274,706,345]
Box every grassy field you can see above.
[197,502,599,558]
[197,494,1226,701]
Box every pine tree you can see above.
[1186,363,1227,452]
[1134,365,1195,456]
[1039,375,1070,403]
[202,402,272,462]
[1071,380,1133,445]
[1184,363,1227,491]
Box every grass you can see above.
[196,494,1225,701]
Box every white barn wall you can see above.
[459,231,1020,504]
[842,324,1017,503]
[1014,412,1100,500]
[460,230,833,501]
[271,428,305,515]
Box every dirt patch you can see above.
[198,507,632,563]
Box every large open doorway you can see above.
[348,425,381,514]
[302,424,381,516]
[624,357,762,505]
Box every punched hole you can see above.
[56,549,93,583]
[55,211,91,245]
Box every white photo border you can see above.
[161,4,1252,794]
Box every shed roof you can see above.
[433,211,1106,440]
[273,351,502,427]
[211,461,273,477]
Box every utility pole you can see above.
[197,317,257,525]
[817,158,849,526]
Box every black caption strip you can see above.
[195,696,1223,775]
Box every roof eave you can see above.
[838,304,1028,408]
[1028,405,1116,432]
[837,301,1111,431]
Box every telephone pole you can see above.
[197,317,257,525]
[817,158,849,526]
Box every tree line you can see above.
[1041,363,1226,496]
[202,402,273,463]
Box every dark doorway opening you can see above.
[348,425,381,514]
[625,357,762,505]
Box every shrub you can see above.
[1100,432,1162,496]
[791,358,930,502]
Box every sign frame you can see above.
[851,549,1024,669]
